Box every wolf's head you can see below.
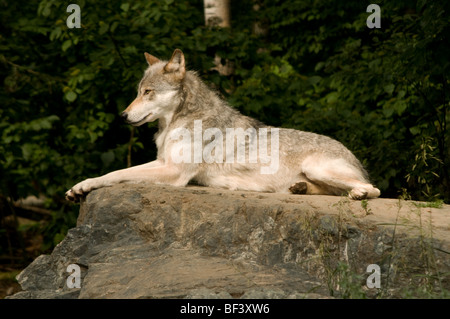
[121,49,186,126]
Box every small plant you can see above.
[405,137,444,201]
[328,262,367,299]
[361,199,373,215]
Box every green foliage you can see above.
[412,199,444,209]
[328,262,367,299]
[0,0,449,258]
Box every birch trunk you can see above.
[204,0,230,27]
[203,0,234,76]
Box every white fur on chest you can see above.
[155,113,175,160]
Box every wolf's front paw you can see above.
[65,178,97,202]
[65,189,78,202]
[289,182,307,194]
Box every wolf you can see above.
[65,49,380,202]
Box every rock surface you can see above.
[9,183,450,299]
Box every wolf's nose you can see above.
[120,111,128,120]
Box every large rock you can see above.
[9,183,450,298]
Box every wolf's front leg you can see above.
[65,160,166,202]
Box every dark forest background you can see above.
[1,0,449,276]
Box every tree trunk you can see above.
[204,0,230,27]
[203,0,234,76]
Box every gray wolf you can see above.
[66,49,380,202]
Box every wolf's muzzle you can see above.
[120,111,128,121]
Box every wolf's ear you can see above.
[164,49,185,78]
[144,52,160,66]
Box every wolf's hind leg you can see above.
[347,186,380,200]
[302,158,380,199]
[307,171,380,199]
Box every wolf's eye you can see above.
[143,89,152,95]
